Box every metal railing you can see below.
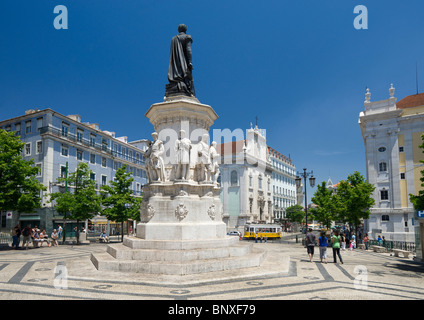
[369,240,416,253]
[39,126,146,166]
[0,232,11,245]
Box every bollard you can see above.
[296,235,298,243]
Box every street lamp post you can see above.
[295,168,316,234]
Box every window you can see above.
[101,175,107,186]
[101,157,107,167]
[77,149,83,161]
[249,175,253,188]
[380,190,389,200]
[230,170,238,186]
[90,172,96,181]
[400,172,405,180]
[258,175,263,190]
[90,153,96,164]
[382,215,390,221]
[113,144,118,156]
[60,166,67,178]
[102,139,107,151]
[15,123,21,136]
[61,123,69,137]
[25,121,32,134]
[379,162,387,172]
[36,117,43,129]
[90,134,96,147]
[25,143,31,156]
[61,145,69,157]
[113,161,119,170]
[77,129,84,143]
[36,141,43,154]
[35,163,42,177]
[399,146,404,152]
[378,147,386,152]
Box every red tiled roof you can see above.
[217,140,245,156]
[396,93,424,109]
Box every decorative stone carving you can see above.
[147,204,155,220]
[208,204,216,220]
[209,141,220,185]
[175,129,192,180]
[178,190,188,196]
[146,132,166,182]
[175,203,188,221]
[196,133,211,182]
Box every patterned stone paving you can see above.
[0,240,423,301]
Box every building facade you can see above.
[0,109,148,234]
[359,85,424,242]
[268,147,297,223]
[218,125,273,228]
[218,125,297,229]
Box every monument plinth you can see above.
[90,25,266,275]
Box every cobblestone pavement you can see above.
[0,239,423,301]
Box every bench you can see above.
[371,245,387,253]
[393,249,412,258]
[357,244,365,250]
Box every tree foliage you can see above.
[49,162,102,243]
[310,181,339,229]
[286,204,305,224]
[336,171,375,236]
[0,129,46,213]
[100,164,142,241]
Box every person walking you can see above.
[22,225,32,250]
[341,233,346,251]
[363,233,369,250]
[57,225,63,240]
[305,228,317,262]
[12,225,21,249]
[318,231,328,263]
[377,235,383,246]
[331,230,343,264]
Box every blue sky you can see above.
[1,0,424,199]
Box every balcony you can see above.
[39,126,145,166]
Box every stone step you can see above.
[123,235,239,250]
[106,242,252,262]
[90,247,267,275]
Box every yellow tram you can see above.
[243,224,282,239]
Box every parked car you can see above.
[227,231,241,236]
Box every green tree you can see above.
[336,171,375,239]
[100,164,142,242]
[410,134,424,210]
[50,162,101,244]
[0,129,46,214]
[310,181,339,229]
[286,204,305,225]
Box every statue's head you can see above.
[151,132,158,141]
[179,129,186,139]
[178,24,187,33]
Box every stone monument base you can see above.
[90,236,266,275]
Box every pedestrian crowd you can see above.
[305,228,366,264]
[11,224,64,250]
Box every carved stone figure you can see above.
[148,132,166,182]
[165,24,195,97]
[175,130,192,180]
[175,203,188,221]
[196,133,211,182]
[209,141,220,184]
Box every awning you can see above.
[19,215,41,221]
